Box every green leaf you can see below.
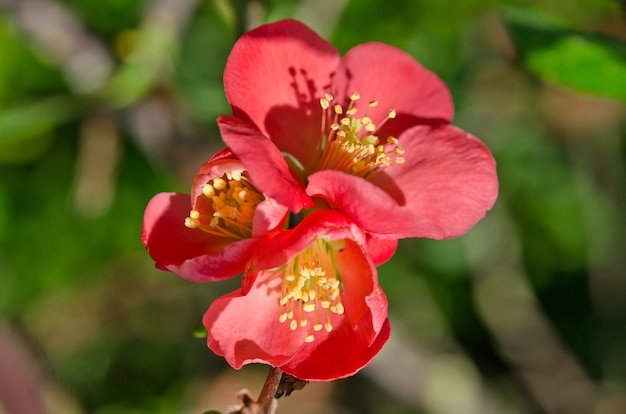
[0,96,79,145]
[104,25,178,107]
[502,6,626,102]
[0,96,81,164]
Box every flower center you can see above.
[184,170,264,239]
[278,239,345,343]
[315,92,405,178]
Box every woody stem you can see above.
[257,366,283,413]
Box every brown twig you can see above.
[228,367,283,414]
[257,366,283,412]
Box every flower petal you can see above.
[250,209,366,271]
[218,115,313,212]
[252,199,289,238]
[224,19,340,170]
[365,235,398,266]
[337,240,388,347]
[142,192,256,282]
[376,124,499,238]
[204,275,305,369]
[280,318,391,381]
[331,42,453,138]
[306,170,445,239]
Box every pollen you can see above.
[316,91,405,178]
[278,239,345,343]
[184,170,264,239]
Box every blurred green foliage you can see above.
[0,0,625,413]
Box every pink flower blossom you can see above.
[218,19,498,242]
[203,210,390,380]
[142,149,288,282]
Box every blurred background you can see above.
[0,0,625,413]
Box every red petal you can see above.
[141,192,256,282]
[331,42,453,137]
[250,209,365,271]
[224,19,340,171]
[280,318,391,381]
[197,148,237,172]
[336,240,388,347]
[365,235,398,266]
[306,170,445,239]
[204,273,306,369]
[377,125,498,238]
[218,115,313,212]
[251,200,289,237]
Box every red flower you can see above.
[203,210,390,381]
[218,19,498,242]
[142,149,288,282]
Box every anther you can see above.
[324,92,334,102]
[334,104,343,115]
[388,109,397,118]
[350,92,361,101]
[202,184,215,198]
[184,217,199,228]
[213,178,226,190]
[320,97,330,110]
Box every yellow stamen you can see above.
[320,97,330,110]
[213,177,226,190]
[316,91,405,179]
[184,170,263,239]
[277,239,345,343]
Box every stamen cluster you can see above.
[279,239,345,343]
[316,92,405,178]
[184,170,264,239]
